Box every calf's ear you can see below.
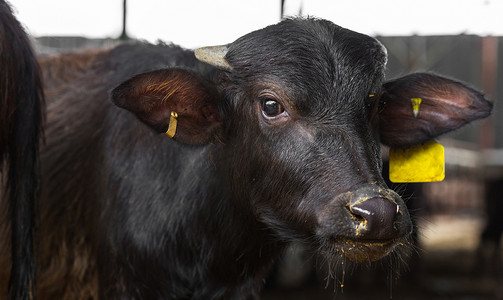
[378,72,493,148]
[111,68,222,145]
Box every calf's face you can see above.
[217,20,411,262]
[111,18,492,264]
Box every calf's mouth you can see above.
[327,237,408,263]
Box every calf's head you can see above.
[111,18,492,264]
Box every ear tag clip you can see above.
[165,112,178,138]
[411,98,422,118]
[389,140,445,183]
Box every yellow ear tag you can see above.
[411,98,422,118]
[389,140,445,183]
[165,112,178,138]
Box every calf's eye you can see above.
[261,99,285,119]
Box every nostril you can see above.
[350,205,374,219]
[349,197,399,240]
[346,204,366,222]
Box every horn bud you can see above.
[194,45,232,70]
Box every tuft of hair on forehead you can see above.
[225,17,387,77]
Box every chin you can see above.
[316,233,414,279]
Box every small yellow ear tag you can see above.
[389,140,445,183]
[165,112,178,138]
[411,98,422,118]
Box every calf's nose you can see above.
[349,197,399,240]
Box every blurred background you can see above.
[9,0,503,298]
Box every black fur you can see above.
[0,1,44,299]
